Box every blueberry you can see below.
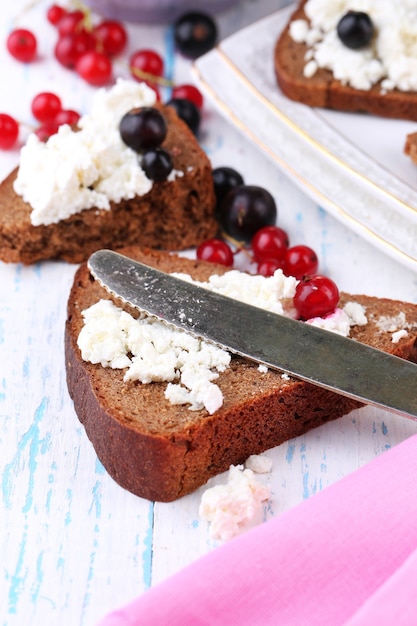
[119,107,167,153]
[174,11,217,59]
[212,167,244,209]
[166,98,200,135]
[142,148,173,181]
[218,185,277,243]
[337,11,374,49]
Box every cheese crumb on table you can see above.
[199,458,271,542]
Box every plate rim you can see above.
[193,3,417,272]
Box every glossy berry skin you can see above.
[196,238,234,266]
[282,245,318,280]
[293,275,340,320]
[218,185,277,244]
[35,123,59,142]
[0,114,19,149]
[129,49,164,84]
[7,29,37,62]
[76,51,112,86]
[166,98,200,135]
[212,166,244,208]
[142,148,173,181]
[53,109,80,127]
[257,258,283,277]
[251,225,289,263]
[54,32,96,68]
[171,84,203,109]
[31,92,62,123]
[57,10,85,36]
[174,11,217,59]
[337,12,374,49]
[119,108,167,152]
[94,20,128,56]
[47,4,67,26]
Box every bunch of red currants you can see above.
[197,167,340,320]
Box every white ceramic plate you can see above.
[193,4,417,272]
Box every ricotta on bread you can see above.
[0,80,217,264]
[65,246,417,502]
[274,0,417,120]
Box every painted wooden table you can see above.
[2,1,417,625]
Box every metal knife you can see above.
[87,249,417,421]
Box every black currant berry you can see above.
[142,148,173,181]
[337,11,374,49]
[212,167,244,209]
[218,185,277,243]
[119,107,167,153]
[174,11,217,59]
[166,98,200,135]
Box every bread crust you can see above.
[65,247,417,501]
[274,1,417,120]
[0,106,217,264]
[405,132,417,164]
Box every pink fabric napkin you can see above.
[98,433,417,626]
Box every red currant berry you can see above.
[47,4,67,26]
[53,109,80,127]
[283,245,318,280]
[0,114,19,149]
[293,275,340,320]
[34,122,59,142]
[94,20,127,56]
[7,28,37,63]
[171,84,203,109]
[57,10,85,36]
[76,51,112,86]
[251,225,289,263]
[54,32,96,68]
[129,49,164,84]
[31,92,62,124]
[257,258,283,277]
[197,239,234,266]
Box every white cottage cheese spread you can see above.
[77,299,231,415]
[77,269,370,414]
[14,79,158,226]
[78,269,299,414]
[289,0,417,91]
[375,310,410,343]
[172,268,298,316]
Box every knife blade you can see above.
[87,249,417,421]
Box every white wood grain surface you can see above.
[2,1,417,625]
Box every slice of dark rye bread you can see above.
[65,246,417,502]
[0,105,217,265]
[274,1,417,121]
[405,132,417,164]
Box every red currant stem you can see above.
[221,231,253,260]
[71,0,95,31]
[128,65,174,87]
[13,0,41,26]
[1,118,36,131]
[21,120,38,132]
[16,0,94,29]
